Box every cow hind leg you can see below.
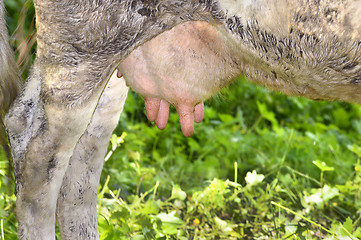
[5,62,115,239]
[56,72,129,240]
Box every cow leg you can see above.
[5,62,114,239]
[56,73,128,240]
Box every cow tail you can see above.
[0,0,21,116]
[0,0,22,191]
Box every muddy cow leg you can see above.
[56,73,128,240]
[5,61,114,239]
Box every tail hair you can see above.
[0,0,21,116]
[0,0,22,194]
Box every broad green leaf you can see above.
[342,217,353,235]
[256,101,278,128]
[171,185,187,201]
[157,211,183,235]
[218,113,234,123]
[140,201,159,215]
[348,144,361,158]
[214,216,233,234]
[128,150,140,161]
[312,160,334,172]
[188,138,200,151]
[156,211,183,225]
[332,108,350,128]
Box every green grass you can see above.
[1,0,361,239]
[97,78,361,239]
